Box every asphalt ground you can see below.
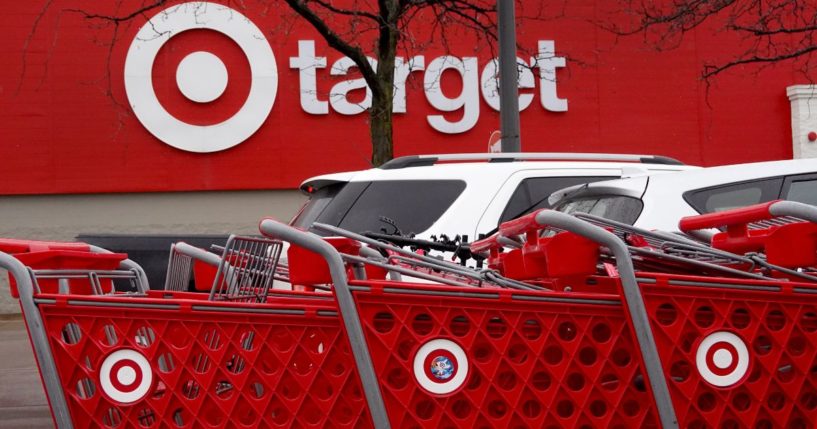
[0,316,52,428]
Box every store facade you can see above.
[2,0,817,312]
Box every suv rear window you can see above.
[290,182,346,227]
[556,195,644,225]
[684,178,783,214]
[499,176,611,224]
[292,180,466,235]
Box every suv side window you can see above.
[782,173,817,206]
[499,176,611,224]
[684,178,784,214]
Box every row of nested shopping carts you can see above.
[5,200,817,428]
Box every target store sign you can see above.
[124,3,277,153]
[124,2,567,153]
[5,0,794,195]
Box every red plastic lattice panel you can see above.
[36,297,372,428]
[352,283,660,428]
[641,276,817,428]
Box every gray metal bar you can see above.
[532,211,678,428]
[658,243,756,267]
[166,243,178,288]
[628,247,768,280]
[353,250,541,291]
[358,246,385,260]
[208,235,281,302]
[411,152,669,162]
[387,255,483,280]
[575,212,763,273]
[89,244,149,293]
[208,235,236,301]
[321,225,541,292]
[0,252,74,428]
[575,212,705,248]
[769,200,817,224]
[342,254,479,289]
[482,270,548,291]
[357,247,407,280]
[174,242,222,266]
[380,285,617,305]
[746,254,817,283]
[190,306,306,315]
[667,279,780,292]
[259,220,390,429]
[685,228,715,243]
[33,269,143,278]
[511,294,621,306]
[498,0,521,152]
[66,300,180,310]
[498,235,523,248]
[382,287,500,300]
[645,229,710,248]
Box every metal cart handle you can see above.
[89,244,150,293]
[770,200,817,223]
[532,210,679,429]
[171,242,222,267]
[258,219,391,429]
[679,200,817,232]
[0,253,73,428]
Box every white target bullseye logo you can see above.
[695,331,750,387]
[124,2,277,153]
[413,339,468,395]
[99,349,153,403]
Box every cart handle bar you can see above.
[173,242,222,266]
[258,219,390,429]
[532,210,678,428]
[0,252,73,427]
[679,200,817,232]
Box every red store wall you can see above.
[0,0,810,195]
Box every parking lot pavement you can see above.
[0,317,52,428]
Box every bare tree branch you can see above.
[65,0,168,23]
[283,0,380,90]
[311,0,380,21]
[599,0,817,81]
[17,0,56,95]
[704,44,817,78]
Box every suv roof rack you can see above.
[379,153,685,169]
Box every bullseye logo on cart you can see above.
[99,349,153,403]
[695,331,750,387]
[124,2,569,153]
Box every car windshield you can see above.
[555,195,644,225]
[291,180,466,235]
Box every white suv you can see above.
[290,153,697,242]
[550,158,817,232]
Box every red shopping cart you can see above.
[8,201,817,428]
